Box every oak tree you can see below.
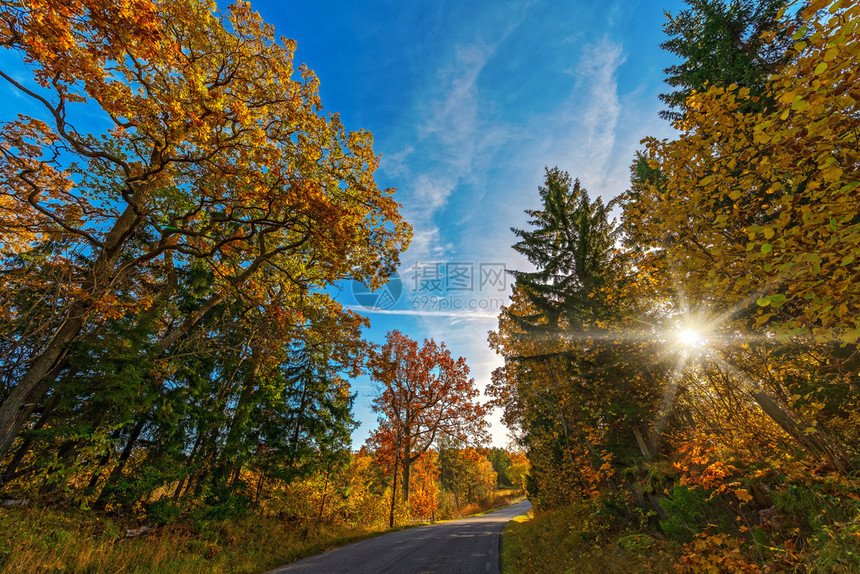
[367,330,488,524]
[0,0,409,460]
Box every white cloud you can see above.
[390,44,493,266]
[411,37,633,447]
[420,44,489,147]
[412,173,455,211]
[562,37,627,199]
[393,12,529,266]
[345,306,498,319]
[443,37,630,289]
[404,226,452,262]
[380,145,414,178]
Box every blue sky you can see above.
[0,0,685,448]
[249,0,685,447]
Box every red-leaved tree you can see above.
[367,330,488,525]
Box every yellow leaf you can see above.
[734,488,753,503]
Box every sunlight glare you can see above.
[676,328,707,349]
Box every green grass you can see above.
[500,503,676,574]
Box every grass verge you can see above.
[0,490,524,573]
[0,505,393,574]
[500,503,677,574]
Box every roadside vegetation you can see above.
[4,0,858,572]
[0,486,522,574]
[0,507,381,574]
[501,504,675,574]
[494,1,860,572]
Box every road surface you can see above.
[266,499,532,574]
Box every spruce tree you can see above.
[509,167,620,333]
[659,0,799,121]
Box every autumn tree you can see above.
[507,450,530,495]
[408,452,440,519]
[638,0,859,340]
[0,0,409,462]
[437,439,497,506]
[488,2,860,567]
[366,330,488,524]
[489,447,512,487]
[625,0,859,461]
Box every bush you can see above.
[197,491,252,523]
[659,485,731,541]
[146,500,182,526]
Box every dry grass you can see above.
[429,488,523,522]
[0,488,526,573]
[0,505,390,574]
[450,489,523,519]
[0,490,524,573]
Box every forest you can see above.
[0,1,522,572]
[495,0,860,572]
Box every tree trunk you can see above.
[389,451,399,528]
[0,182,152,461]
[389,423,402,528]
[96,415,147,503]
[174,429,206,501]
[318,470,329,521]
[402,441,411,503]
[633,426,653,462]
[254,471,266,504]
[86,443,114,493]
[171,476,186,501]
[751,388,851,472]
[0,317,82,460]
[229,465,242,490]
[220,348,263,494]
[3,393,60,480]
[289,372,310,465]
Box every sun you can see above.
[676,328,707,349]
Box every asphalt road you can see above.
[266,499,532,574]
